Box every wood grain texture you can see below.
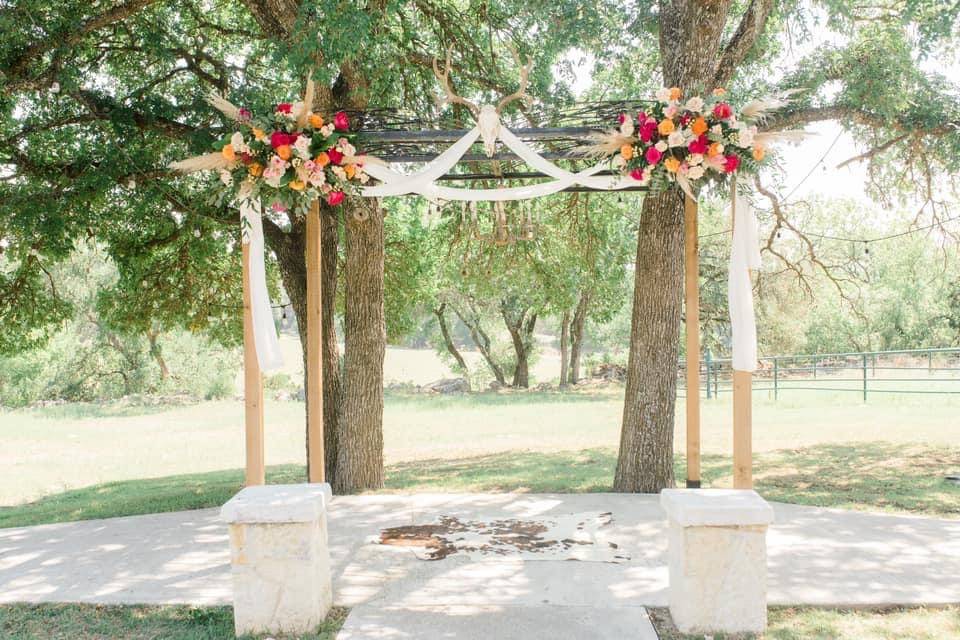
[242,242,265,486]
[684,196,701,485]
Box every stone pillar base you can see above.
[660,489,774,635]
[221,484,333,637]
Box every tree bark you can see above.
[501,302,537,388]
[434,303,469,375]
[559,309,570,388]
[568,292,589,384]
[615,0,732,492]
[146,329,170,380]
[335,200,385,492]
[321,208,343,482]
[451,303,507,385]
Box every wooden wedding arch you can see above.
[239,64,755,492]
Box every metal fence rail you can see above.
[678,347,960,400]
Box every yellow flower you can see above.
[248,162,263,177]
[657,118,675,136]
[712,87,726,97]
[752,145,766,161]
[669,87,682,101]
[691,117,708,136]
[620,144,634,161]
[288,180,305,191]
[314,152,330,167]
[252,128,267,141]
[344,164,356,179]
[276,145,292,161]
[664,157,681,172]
[308,114,324,129]
[221,144,236,161]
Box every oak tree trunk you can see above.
[435,303,469,375]
[502,303,537,388]
[335,200,385,492]
[615,0,731,492]
[559,309,570,388]
[568,293,589,384]
[320,208,343,481]
[451,303,507,385]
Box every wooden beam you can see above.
[242,242,265,486]
[306,199,325,483]
[732,370,753,489]
[684,195,701,489]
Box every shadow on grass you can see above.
[384,386,622,409]
[0,603,347,640]
[3,441,958,529]
[14,400,194,420]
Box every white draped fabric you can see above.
[727,189,761,372]
[240,197,284,371]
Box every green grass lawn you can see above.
[0,604,348,640]
[3,440,958,529]
[648,606,960,639]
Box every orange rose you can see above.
[664,157,681,173]
[248,163,263,177]
[657,119,676,135]
[620,144,634,161]
[669,87,682,101]
[314,152,330,167]
[288,180,305,191]
[752,145,766,161]
[221,144,236,161]
[344,164,356,179]
[712,87,726,96]
[690,117,708,136]
[708,142,724,157]
[252,128,267,141]
[276,145,292,160]
[308,114,324,129]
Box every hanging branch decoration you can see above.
[170,91,369,215]
[582,87,798,197]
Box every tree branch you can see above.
[712,0,774,88]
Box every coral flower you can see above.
[288,180,306,191]
[752,145,766,161]
[712,87,726,96]
[657,119,676,136]
[620,144,634,161]
[276,145,292,161]
[664,157,681,172]
[333,111,350,131]
[713,102,733,119]
[344,164,357,179]
[221,144,236,161]
[314,152,330,167]
[690,117,708,136]
[668,87,682,101]
[327,190,345,206]
[248,163,263,177]
[309,113,324,129]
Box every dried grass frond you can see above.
[579,130,636,159]
[205,92,243,121]
[169,153,232,173]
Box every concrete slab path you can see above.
[2,494,959,637]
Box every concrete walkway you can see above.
[2,494,960,637]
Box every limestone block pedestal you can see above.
[221,483,333,637]
[660,489,774,634]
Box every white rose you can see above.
[685,97,704,112]
[667,130,685,148]
[619,118,635,137]
[219,169,232,185]
[230,132,247,153]
[711,124,723,136]
[655,140,668,152]
[293,135,311,159]
[655,87,671,103]
[687,165,705,180]
[687,153,703,166]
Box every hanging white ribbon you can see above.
[240,196,284,372]
[359,111,639,202]
[727,186,761,372]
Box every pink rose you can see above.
[723,154,741,173]
[270,131,297,149]
[639,121,658,143]
[630,168,644,181]
[645,146,663,164]
[275,103,293,114]
[333,111,350,131]
[637,111,647,125]
[326,147,344,165]
[713,102,733,119]
[326,190,345,206]
[687,134,709,154]
[238,108,252,121]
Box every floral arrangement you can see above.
[585,87,792,196]
[171,89,369,215]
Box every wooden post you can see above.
[684,195,701,489]
[242,241,265,486]
[730,177,753,489]
[306,199,325,483]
